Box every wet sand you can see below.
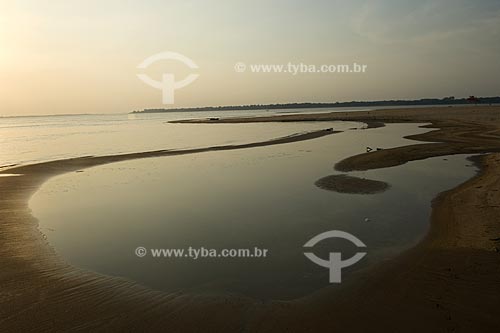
[0,129,339,331]
[2,107,500,331]
[315,174,390,194]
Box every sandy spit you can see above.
[1,106,500,331]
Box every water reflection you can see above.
[30,123,476,300]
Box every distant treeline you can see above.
[132,96,500,113]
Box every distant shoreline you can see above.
[1,106,500,331]
[132,96,500,114]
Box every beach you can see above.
[1,106,500,331]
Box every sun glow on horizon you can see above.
[1,0,500,116]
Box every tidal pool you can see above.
[30,123,477,300]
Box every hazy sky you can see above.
[1,0,499,115]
